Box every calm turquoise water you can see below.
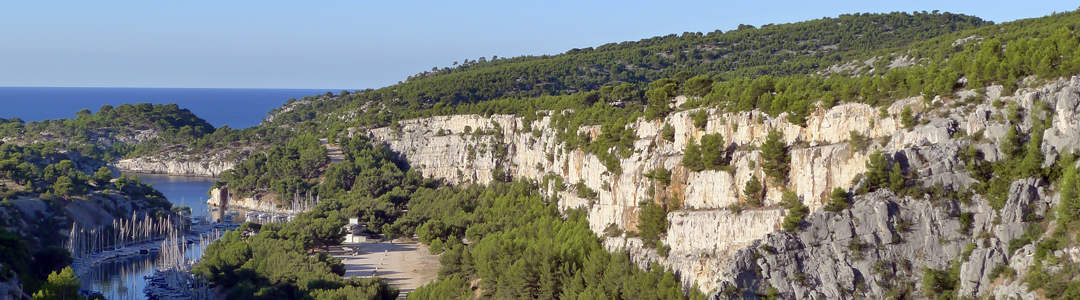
[135,173,218,218]
[80,174,218,300]
[0,87,338,129]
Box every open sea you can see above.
[0,87,339,129]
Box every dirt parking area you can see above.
[329,241,440,298]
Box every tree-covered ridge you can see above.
[260,11,985,129]
[237,7,1079,191]
[397,8,1080,149]
[218,134,431,236]
[0,141,167,208]
[218,134,330,198]
[414,11,984,82]
[0,103,214,142]
[0,103,215,160]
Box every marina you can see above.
[77,174,227,300]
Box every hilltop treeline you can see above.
[264,11,985,129]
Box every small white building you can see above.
[342,223,381,243]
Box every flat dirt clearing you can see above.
[329,241,440,298]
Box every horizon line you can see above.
[0,86,362,91]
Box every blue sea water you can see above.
[0,87,340,129]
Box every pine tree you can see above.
[638,202,668,247]
[661,123,675,142]
[890,162,905,192]
[1018,130,1044,178]
[681,139,705,172]
[693,110,709,129]
[761,129,789,183]
[743,175,764,207]
[824,187,849,212]
[701,133,726,170]
[645,80,677,120]
[32,267,84,300]
[780,191,808,232]
[901,106,916,130]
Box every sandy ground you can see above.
[329,241,441,298]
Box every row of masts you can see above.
[146,229,219,299]
[155,229,223,269]
[67,212,185,261]
[257,189,321,214]
[241,190,321,225]
[289,190,320,213]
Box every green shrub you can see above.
[645,167,672,186]
[638,201,669,247]
[728,204,744,214]
[657,242,671,257]
[603,223,623,237]
[681,138,705,172]
[700,133,727,170]
[575,180,598,199]
[743,175,764,207]
[761,129,789,184]
[958,212,974,233]
[661,123,676,142]
[780,191,808,232]
[693,110,709,130]
[988,263,1016,281]
[849,130,870,152]
[900,106,916,130]
[823,187,849,212]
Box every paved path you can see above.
[329,242,440,299]
[319,138,345,164]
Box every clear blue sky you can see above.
[1,1,1076,89]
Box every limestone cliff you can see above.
[360,76,1080,294]
[112,150,241,177]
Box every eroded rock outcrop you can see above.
[711,179,1049,300]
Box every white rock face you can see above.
[113,152,238,177]
[363,105,885,292]
[361,76,1080,293]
